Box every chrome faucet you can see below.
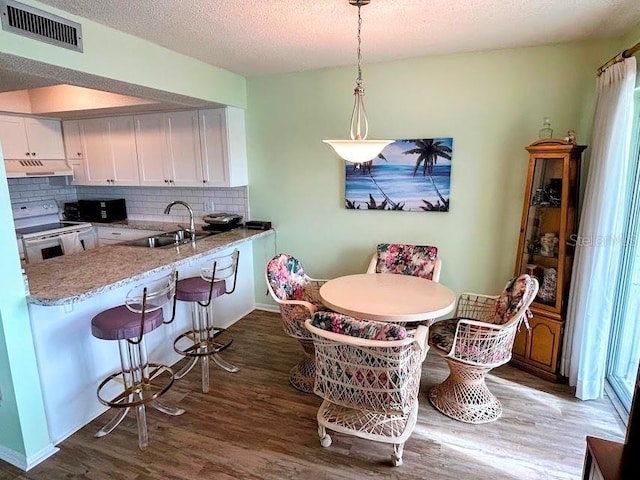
[164,201,196,241]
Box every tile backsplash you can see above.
[8,177,76,206]
[8,177,249,225]
[76,185,248,224]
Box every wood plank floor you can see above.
[0,310,625,480]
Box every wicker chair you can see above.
[427,274,539,424]
[366,243,442,282]
[305,312,429,467]
[265,253,330,393]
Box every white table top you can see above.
[319,273,456,323]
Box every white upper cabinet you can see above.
[199,107,248,187]
[135,113,168,186]
[62,120,83,159]
[62,120,86,185]
[61,107,247,188]
[79,116,140,186]
[166,111,203,187]
[135,111,203,187]
[0,115,65,160]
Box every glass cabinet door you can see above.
[519,156,567,312]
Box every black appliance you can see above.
[63,201,81,221]
[202,213,243,232]
[76,199,127,222]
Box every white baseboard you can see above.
[254,303,279,313]
[0,443,59,471]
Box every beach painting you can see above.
[345,138,453,212]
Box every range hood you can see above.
[4,159,73,178]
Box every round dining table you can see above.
[319,273,456,323]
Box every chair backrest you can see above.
[201,249,240,294]
[266,253,307,301]
[125,270,178,342]
[493,274,539,325]
[306,313,424,415]
[374,243,439,281]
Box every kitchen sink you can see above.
[126,229,214,248]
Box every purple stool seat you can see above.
[91,305,164,341]
[176,277,226,303]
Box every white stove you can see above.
[13,199,98,264]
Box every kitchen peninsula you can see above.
[24,226,272,446]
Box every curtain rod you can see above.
[597,41,640,76]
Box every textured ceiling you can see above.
[35,0,640,77]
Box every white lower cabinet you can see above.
[96,226,163,246]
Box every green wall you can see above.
[0,0,246,108]
[0,148,51,466]
[247,40,618,305]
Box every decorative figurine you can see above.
[538,267,557,304]
[565,129,576,144]
[544,178,562,207]
[532,187,548,206]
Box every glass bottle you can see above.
[539,117,553,139]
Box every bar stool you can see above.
[173,249,240,393]
[91,270,184,451]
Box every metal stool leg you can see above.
[96,337,184,451]
[202,302,238,373]
[174,300,239,393]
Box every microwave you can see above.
[77,199,127,222]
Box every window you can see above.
[607,87,640,415]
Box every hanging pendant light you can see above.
[323,0,392,163]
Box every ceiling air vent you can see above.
[0,0,82,52]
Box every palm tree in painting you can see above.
[402,139,452,206]
[349,152,404,210]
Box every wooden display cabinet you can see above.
[511,139,587,381]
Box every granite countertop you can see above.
[91,219,206,231]
[25,228,273,306]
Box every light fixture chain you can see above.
[356,4,362,84]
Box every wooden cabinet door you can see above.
[62,120,83,159]
[0,115,29,159]
[23,117,65,159]
[199,108,229,187]
[166,110,203,187]
[135,113,169,186]
[107,116,139,186]
[526,314,563,372]
[80,117,114,185]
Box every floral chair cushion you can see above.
[375,243,438,280]
[494,274,536,325]
[428,318,458,353]
[311,312,407,341]
[266,254,307,301]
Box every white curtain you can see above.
[562,57,637,400]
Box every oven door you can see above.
[23,235,64,264]
[23,226,97,264]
